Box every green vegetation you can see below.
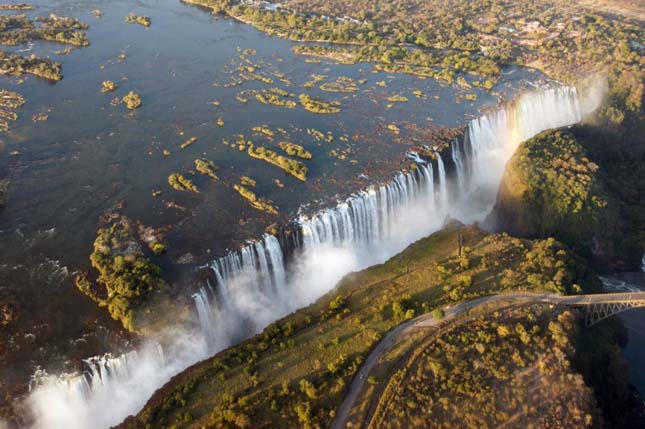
[254,88,297,108]
[248,145,308,181]
[74,216,164,332]
[303,73,327,88]
[101,80,117,93]
[240,175,256,187]
[432,308,444,320]
[496,129,616,246]
[125,13,151,27]
[233,183,278,214]
[116,224,598,429]
[299,93,341,114]
[195,159,219,180]
[222,48,293,90]
[0,4,34,10]
[252,125,275,137]
[185,0,642,110]
[386,95,408,102]
[319,76,358,93]
[168,173,198,193]
[0,50,62,81]
[372,305,600,429]
[0,14,89,47]
[122,91,142,110]
[293,45,361,64]
[54,47,72,56]
[495,125,645,268]
[307,127,334,143]
[571,125,645,268]
[0,89,25,133]
[180,137,198,149]
[0,16,33,45]
[278,142,312,160]
[151,242,167,256]
[36,15,90,46]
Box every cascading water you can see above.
[26,85,595,429]
[436,152,449,209]
[451,138,466,195]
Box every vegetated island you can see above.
[0,50,62,81]
[123,91,143,109]
[74,215,181,334]
[183,0,641,128]
[247,144,308,181]
[278,141,312,160]
[125,13,152,27]
[233,176,279,214]
[101,80,118,93]
[0,13,91,81]
[195,158,219,180]
[0,89,25,132]
[0,3,34,10]
[0,13,89,47]
[169,173,199,193]
[299,93,341,114]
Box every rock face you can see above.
[494,127,620,265]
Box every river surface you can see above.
[601,273,645,395]
[0,0,551,420]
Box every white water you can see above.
[26,85,596,429]
[451,139,466,195]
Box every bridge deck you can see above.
[555,291,645,305]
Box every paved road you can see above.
[329,291,645,429]
[556,291,645,305]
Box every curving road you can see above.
[329,291,645,429]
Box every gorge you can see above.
[25,84,600,429]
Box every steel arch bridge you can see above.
[554,292,645,327]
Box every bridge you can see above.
[554,291,645,326]
[330,290,645,429]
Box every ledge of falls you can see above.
[25,85,599,429]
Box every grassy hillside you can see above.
[117,223,598,429]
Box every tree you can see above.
[433,308,445,320]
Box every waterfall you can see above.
[451,139,465,194]
[264,234,286,290]
[436,152,448,209]
[27,344,171,429]
[467,86,581,193]
[192,86,588,358]
[27,85,595,429]
[192,87,585,354]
